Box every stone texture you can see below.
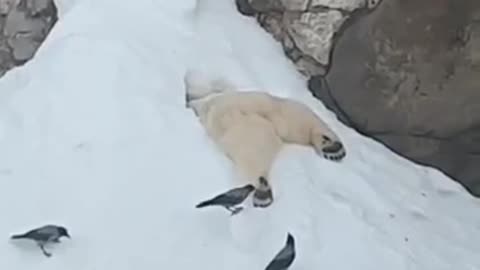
[284,10,345,65]
[309,0,480,197]
[237,0,365,76]
[281,0,309,11]
[248,0,284,13]
[295,55,327,76]
[235,0,256,16]
[311,0,365,11]
[26,0,51,16]
[8,34,39,61]
[366,0,381,9]
[257,12,284,41]
[0,0,57,74]
[0,48,13,76]
[0,0,18,15]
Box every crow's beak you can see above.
[65,233,71,239]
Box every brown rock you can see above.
[310,0,480,196]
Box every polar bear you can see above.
[184,70,346,208]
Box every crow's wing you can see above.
[265,238,296,270]
[25,225,60,242]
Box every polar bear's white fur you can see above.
[185,70,346,207]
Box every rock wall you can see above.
[236,0,480,197]
[0,0,57,77]
[235,0,379,76]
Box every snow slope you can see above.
[0,0,479,269]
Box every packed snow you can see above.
[0,0,479,269]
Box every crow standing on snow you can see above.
[265,233,296,270]
[195,184,255,215]
[10,224,71,257]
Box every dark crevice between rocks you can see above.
[0,0,58,78]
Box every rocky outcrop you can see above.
[235,0,379,76]
[316,0,480,196]
[236,0,480,197]
[0,0,57,77]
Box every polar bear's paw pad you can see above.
[322,141,346,161]
[253,188,273,208]
[253,177,274,208]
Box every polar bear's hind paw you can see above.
[253,177,274,208]
[322,140,346,161]
[253,190,273,208]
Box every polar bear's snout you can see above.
[185,92,193,107]
[185,92,202,109]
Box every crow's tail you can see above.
[10,233,27,240]
[195,199,215,208]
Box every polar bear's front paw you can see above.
[320,136,346,161]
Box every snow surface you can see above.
[0,0,480,269]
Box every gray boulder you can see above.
[311,0,480,196]
[237,0,480,197]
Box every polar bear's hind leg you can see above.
[273,97,347,162]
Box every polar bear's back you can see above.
[209,91,278,115]
[210,90,339,145]
[217,113,283,185]
[270,97,340,145]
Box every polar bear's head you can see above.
[184,69,235,109]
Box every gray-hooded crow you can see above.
[265,233,296,270]
[196,184,255,215]
[10,224,70,257]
